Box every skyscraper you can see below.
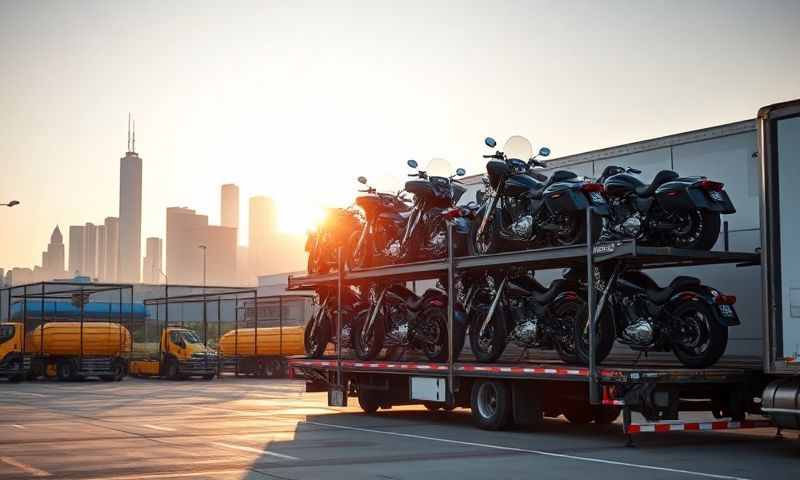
[104,217,119,282]
[221,184,239,229]
[41,225,65,278]
[68,225,85,276]
[206,225,237,283]
[248,196,276,277]
[83,222,98,278]
[118,114,143,283]
[96,225,106,280]
[166,207,209,284]
[142,237,163,283]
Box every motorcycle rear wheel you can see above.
[353,308,385,361]
[669,210,721,251]
[552,211,602,247]
[417,306,465,363]
[671,300,728,368]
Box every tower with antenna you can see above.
[118,113,143,282]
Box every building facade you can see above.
[118,120,143,283]
[248,196,277,277]
[104,217,119,282]
[221,184,239,229]
[68,225,85,276]
[142,237,163,283]
[166,207,208,284]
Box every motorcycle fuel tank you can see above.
[405,179,434,198]
[486,159,511,189]
[505,173,543,197]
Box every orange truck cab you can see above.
[0,322,28,382]
[129,327,217,380]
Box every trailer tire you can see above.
[358,389,382,414]
[56,360,76,381]
[165,358,179,380]
[593,406,621,424]
[471,380,512,430]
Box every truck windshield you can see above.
[0,324,15,343]
[171,330,201,345]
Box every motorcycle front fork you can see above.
[362,286,387,342]
[479,276,507,337]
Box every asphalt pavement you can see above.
[0,377,797,480]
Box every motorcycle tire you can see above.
[573,300,615,367]
[471,211,499,255]
[671,299,728,368]
[552,211,602,247]
[353,308,385,361]
[304,311,331,358]
[418,306,465,363]
[346,231,372,270]
[669,210,721,251]
[468,299,507,363]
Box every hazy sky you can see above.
[1,0,799,271]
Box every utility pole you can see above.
[198,245,207,292]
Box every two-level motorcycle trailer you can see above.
[288,99,800,443]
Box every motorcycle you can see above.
[597,165,736,250]
[571,265,739,368]
[353,283,467,362]
[304,285,365,358]
[305,207,363,274]
[347,159,468,268]
[474,136,608,254]
[467,269,589,363]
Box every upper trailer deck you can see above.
[287,241,760,290]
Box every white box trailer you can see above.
[290,99,800,436]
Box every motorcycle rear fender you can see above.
[655,181,736,214]
[666,288,741,327]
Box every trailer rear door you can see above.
[760,99,800,373]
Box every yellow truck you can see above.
[24,322,130,381]
[218,326,304,377]
[129,327,218,380]
[0,323,28,382]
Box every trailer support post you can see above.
[586,208,601,405]
[234,297,239,376]
[336,247,344,398]
[447,222,456,399]
[217,298,221,379]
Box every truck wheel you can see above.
[165,359,179,380]
[113,360,126,381]
[358,388,382,414]
[56,360,76,381]
[593,406,621,424]
[471,380,512,430]
[561,402,594,424]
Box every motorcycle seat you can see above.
[530,278,569,304]
[646,275,701,304]
[634,170,679,197]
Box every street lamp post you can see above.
[198,245,207,291]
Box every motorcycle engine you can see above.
[340,323,352,347]
[611,199,642,237]
[511,215,534,238]
[509,302,539,346]
[620,296,655,346]
[384,240,402,258]
[386,306,408,344]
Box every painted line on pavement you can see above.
[0,456,52,477]
[304,421,750,480]
[82,469,247,480]
[8,391,47,398]
[142,424,176,432]
[210,441,299,461]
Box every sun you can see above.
[277,202,325,235]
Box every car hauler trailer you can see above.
[288,98,800,439]
[0,281,137,381]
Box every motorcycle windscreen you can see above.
[425,158,453,177]
[503,136,533,162]
[777,115,800,361]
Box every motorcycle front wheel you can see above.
[416,306,465,363]
[468,299,508,363]
[353,308,385,361]
[304,310,331,358]
[471,212,499,255]
[346,230,372,270]
[671,300,728,368]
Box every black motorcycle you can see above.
[572,265,739,368]
[474,136,608,254]
[346,177,412,269]
[597,165,736,250]
[467,270,589,363]
[305,207,363,274]
[304,285,365,358]
[353,283,466,362]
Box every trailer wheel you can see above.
[56,360,76,381]
[471,380,512,430]
[593,406,621,424]
[358,389,382,414]
[165,359,179,380]
[561,402,594,424]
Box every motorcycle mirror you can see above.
[484,137,497,148]
[357,176,368,185]
[407,159,418,169]
[456,168,466,176]
[538,147,551,157]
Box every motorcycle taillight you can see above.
[714,294,736,305]
[442,208,462,219]
[581,182,605,193]
[697,180,724,191]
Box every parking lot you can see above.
[0,377,797,480]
